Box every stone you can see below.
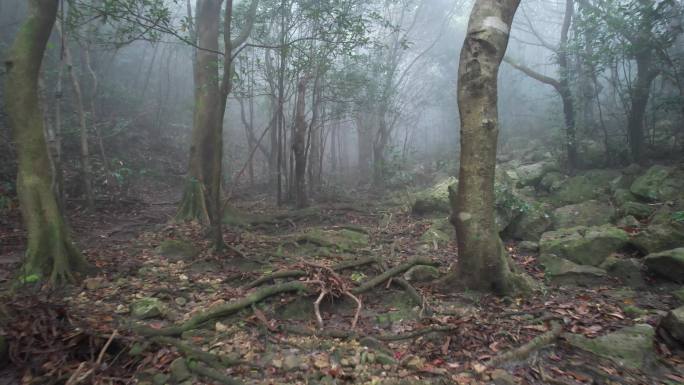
[566,324,656,370]
[130,297,167,320]
[539,254,607,286]
[518,241,539,253]
[644,248,684,283]
[552,200,616,229]
[619,201,655,219]
[490,369,517,385]
[600,257,645,288]
[412,177,457,215]
[539,171,567,192]
[631,222,684,254]
[613,188,638,207]
[674,287,684,302]
[295,228,369,253]
[630,165,684,202]
[170,358,191,382]
[83,277,106,290]
[404,265,440,282]
[283,354,304,371]
[661,306,684,344]
[616,216,640,228]
[552,169,621,205]
[539,225,630,266]
[504,204,552,241]
[152,372,170,385]
[156,239,199,261]
[516,161,559,187]
[419,218,453,247]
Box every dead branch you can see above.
[187,360,243,385]
[353,257,437,295]
[152,336,241,369]
[488,321,563,367]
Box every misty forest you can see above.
[3,0,684,384]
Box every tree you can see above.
[4,0,89,284]
[176,0,259,250]
[451,0,529,295]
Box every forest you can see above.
[1,0,684,384]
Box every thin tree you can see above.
[451,0,530,295]
[4,0,89,284]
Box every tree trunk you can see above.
[307,73,322,194]
[292,76,309,208]
[4,0,88,284]
[557,0,577,169]
[451,0,529,295]
[356,113,373,184]
[628,53,655,164]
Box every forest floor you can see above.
[1,184,684,385]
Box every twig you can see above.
[96,329,117,365]
[314,289,328,329]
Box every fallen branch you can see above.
[134,281,309,337]
[151,336,241,369]
[353,258,438,295]
[488,321,562,367]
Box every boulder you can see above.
[552,200,616,229]
[644,248,684,282]
[420,218,453,247]
[131,297,167,320]
[631,221,684,254]
[539,225,630,266]
[551,169,621,205]
[619,201,655,219]
[504,204,552,241]
[630,165,684,202]
[566,324,656,370]
[600,257,645,288]
[404,265,440,283]
[612,188,638,207]
[412,177,457,215]
[539,254,607,286]
[155,239,199,261]
[616,215,641,228]
[661,306,684,344]
[449,181,526,233]
[518,241,539,253]
[516,161,559,187]
[539,171,567,192]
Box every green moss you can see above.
[566,324,655,370]
[539,225,630,266]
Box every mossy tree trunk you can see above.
[4,0,88,284]
[451,0,527,295]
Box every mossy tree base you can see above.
[176,179,210,224]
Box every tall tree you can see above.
[176,0,258,250]
[451,0,529,295]
[4,0,88,284]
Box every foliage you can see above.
[673,211,684,223]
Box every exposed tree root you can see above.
[488,321,562,367]
[151,336,241,369]
[133,281,309,336]
[352,258,438,294]
[279,324,457,342]
[187,360,243,385]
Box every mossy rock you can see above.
[411,177,457,215]
[551,169,621,205]
[673,287,684,302]
[419,218,453,247]
[662,306,684,344]
[504,203,552,241]
[631,221,684,254]
[516,160,559,187]
[170,358,191,383]
[539,171,567,192]
[403,265,440,282]
[644,248,684,283]
[630,165,684,202]
[613,188,639,207]
[539,225,630,267]
[130,297,167,319]
[552,200,616,229]
[294,228,369,253]
[619,201,655,220]
[566,324,656,370]
[600,257,645,288]
[538,254,607,286]
[155,239,199,261]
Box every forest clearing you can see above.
[1,0,684,384]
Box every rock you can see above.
[600,257,645,288]
[674,287,684,302]
[175,297,187,306]
[283,354,304,371]
[619,201,655,219]
[631,222,684,254]
[613,188,638,207]
[83,277,106,290]
[152,373,170,385]
[490,369,517,385]
[566,324,656,370]
[518,241,539,253]
[130,297,167,320]
[552,169,621,205]
[516,161,559,187]
[419,218,453,247]
[539,225,630,266]
[644,248,684,282]
[170,358,191,382]
[296,228,369,252]
[539,254,607,286]
[616,215,640,228]
[661,306,684,344]
[404,265,440,282]
[504,204,552,241]
[630,165,684,202]
[539,171,567,192]
[552,200,616,229]
[412,177,457,215]
[156,239,199,261]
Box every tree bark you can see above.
[451,0,529,295]
[4,0,88,284]
[628,52,656,164]
[292,76,309,208]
